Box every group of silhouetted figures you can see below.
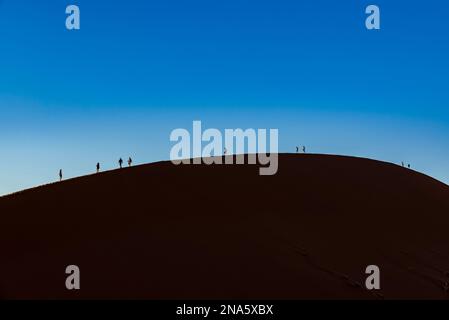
[296,146,306,153]
[57,148,414,182]
[59,157,133,181]
[401,161,411,169]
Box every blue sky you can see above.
[0,0,448,195]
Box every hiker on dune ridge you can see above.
[119,158,123,169]
[128,157,133,167]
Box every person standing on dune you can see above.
[96,162,100,173]
[119,158,123,169]
[59,169,63,182]
[303,146,306,153]
[128,157,133,167]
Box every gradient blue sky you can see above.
[0,0,448,195]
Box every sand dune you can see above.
[0,154,448,299]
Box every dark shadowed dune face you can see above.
[0,154,449,300]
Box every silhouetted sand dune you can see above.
[0,154,449,299]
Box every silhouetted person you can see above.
[302,146,306,153]
[401,161,404,167]
[408,164,411,169]
[96,162,100,173]
[128,157,132,167]
[296,146,299,153]
[59,169,63,182]
[119,158,123,168]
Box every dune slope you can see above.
[1,154,449,299]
